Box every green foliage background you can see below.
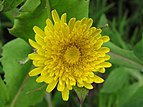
[0,0,143,107]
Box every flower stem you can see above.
[80,103,83,107]
[45,93,53,107]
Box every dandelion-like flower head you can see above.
[28,10,112,101]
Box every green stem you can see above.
[45,93,53,107]
[80,102,83,107]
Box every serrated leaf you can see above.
[133,36,143,61]
[9,0,49,41]
[101,67,129,93]
[74,86,89,104]
[1,38,45,107]
[10,0,89,41]
[1,0,24,12]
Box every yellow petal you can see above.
[46,18,54,31]
[94,40,103,50]
[77,83,84,87]
[44,76,53,83]
[29,39,41,49]
[41,70,48,76]
[85,77,93,83]
[28,54,45,60]
[98,47,110,53]
[81,17,87,24]
[101,36,110,42]
[61,13,67,23]
[98,67,105,73]
[84,83,93,89]
[62,88,69,101]
[70,80,76,86]
[77,78,84,84]
[33,26,45,37]
[94,75,104,83]
[36,76,45,83]
[91,29,102,37]
[68,18,76,30]
[52,10,60,23]
[97,52,105,57]
[33,60,44,67]
[57,82,65,91]
[35,34,45,46]
[104,55,110,60]
[100,62,112,68]
[46,80,58,92]
[86,18,93,28]
[29,68,42,76]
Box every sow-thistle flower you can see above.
[28,10,112,101]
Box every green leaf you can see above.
[9,0,49,41]
[34,98,48,107]
[0,65,3,73]
[0,77,8,107]
[99,93,116,107]
[118,83,142,107]
[104,42,143,71]
[1,38,45,107]
[50,0,89,20]
[98,14,108,27]
[1,0,24,12]
[74,86,89,105]
[9,0,89,41]
[101,67,129,93]
[133,36,143,61]
[19,0,41,12]
[122,84,143,107]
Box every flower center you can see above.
[64,46,80,64]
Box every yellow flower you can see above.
[28,10,112,101]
